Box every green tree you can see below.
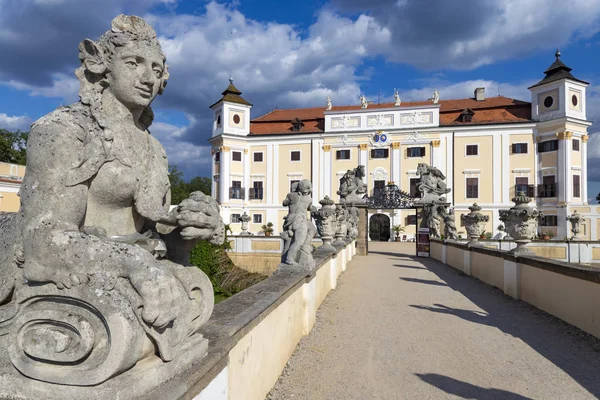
[0,129,28,165]
[596,192,600,204]
[168,165,190,205]
[189,176,211,195]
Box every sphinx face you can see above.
[106,42,165,111]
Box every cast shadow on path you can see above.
[392,264,426,270]
[415,373,534,400]
[400,277,448,287]
[405,255,600,398]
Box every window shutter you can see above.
[420,147,425,157]
[249,188,254,199]
[384,149,389,158]
[511,143,516,154]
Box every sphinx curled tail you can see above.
[0,212,23,309]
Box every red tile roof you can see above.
[249,96,532,135]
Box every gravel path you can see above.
[268,242,600,400]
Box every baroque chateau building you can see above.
[209,51,598,240]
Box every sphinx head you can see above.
[76,15,169,126]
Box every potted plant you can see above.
[458,231,465,239]
[542,230,554,240]
[261,222,274,236]
[479,230,487,239]
[392,224,405,241]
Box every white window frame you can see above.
[252,213,263,224]
[465,175,480,199]
[290,150,302,162]
[252,151,264,162]
[336,148,352,160]
[231,150,243,162]
[464,143,479,157]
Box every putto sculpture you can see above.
[338,165,368,205]
[0,15,223,394]
[347,206,360,240]
[416,163,451,203]
[279,179,317,272]
[333,204,349,247]
[442,207,459,241]
[499,192,543,254]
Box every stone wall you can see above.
[430,239,600,339]
[146,241,355,399]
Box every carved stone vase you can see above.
[567,210,585,240]
[499,192,542,254]
[312,196,337,253]
[333,205,348,247]
[460,203,489,244]
[240,211,251,235]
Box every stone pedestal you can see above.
[356,206,368,255]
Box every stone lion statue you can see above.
[0,15,223,389]
[337,165,368,205]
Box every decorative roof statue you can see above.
[394,88,401,106]
[432,89,440,104]
[326,96,332,111]
[0,15,224,395]
[337,165,368,205]
[360,94,368,109]
[278,179,317,272]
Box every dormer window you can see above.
[460,108,474,123]
[291,117,304,132]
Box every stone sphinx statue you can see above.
[0,15,223,393]
[279,179,317,272]
[337,165,368,205]
[416,162,451,203]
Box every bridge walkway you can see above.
[268,242,600,400]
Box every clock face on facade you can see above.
[572,95,578,107]
[233,114,241,124]
[543,96,554,108]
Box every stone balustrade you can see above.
[430,239,600,340]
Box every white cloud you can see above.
[0,113,33,131]
[5,73,79,102]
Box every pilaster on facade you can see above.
[266,144,274,204]
[391,142,401,188]
[557,131,573,204]
[243,148,250,204]
[582,134,589,203]
[358,143,368,184]
[311,139,322,206]
[323,145,332,197]
[273,144,279,205]
[219,146,231,204]
[500,132,510,204]
[430,140,443,176]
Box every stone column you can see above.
[582,134,589,204]
[391,142,401,190]
[355,205,369,255]
[219,146,230,204]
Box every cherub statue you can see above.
[432,89,440,104]
[337,165,368,205]
[0,15,223,387]
[326,96,332,111]
[442,207,459,240]
[280,179,317,271]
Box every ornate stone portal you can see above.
[0,15,224,397]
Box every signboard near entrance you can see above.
[417,227,430,257]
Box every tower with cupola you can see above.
[210,79,253,137]
[529,50,592,238]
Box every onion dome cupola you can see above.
[210,78,253,137]
[528,49,589,121]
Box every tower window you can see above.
[466,145,478,156]
[572,139,580,151]
[214,152,220,162]
[543,96,554,108]
[216,115,221,127]
[232,151,242,162]
[253,152,264,162]
[537,140,558,153]
[290,151,301,161]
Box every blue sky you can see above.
[1,0,600,200]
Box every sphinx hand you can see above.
[175,191,224,244]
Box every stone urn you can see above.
[567,211,585,240]
[312,196,337,253]
[240,211,251,235]
[499,192,542,254]
[460,203,489,244]
[333,204,348,247]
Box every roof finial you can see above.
[555,48,561,60]
[229,75,233,84]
